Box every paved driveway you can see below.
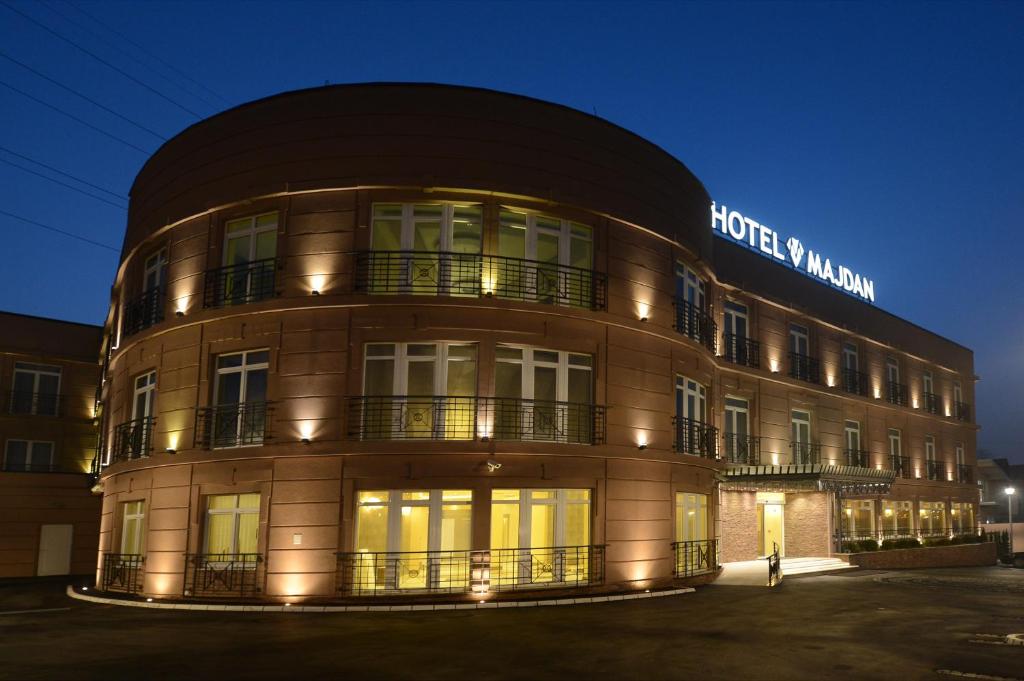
[1,568,1022,680]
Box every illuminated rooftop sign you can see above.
[711,202,875,303]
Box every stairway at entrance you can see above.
[781,557,855,576]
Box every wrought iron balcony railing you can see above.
[886,381,908,407]
[957,464,973,484]
[878,527,917,539]
[111,417,155,464]
[890,455,912,479]
[722,433,760,465]
[674,298,717,352]
[722,334,760,369]
[100,553,144,595]
[790,441,821,465]
[353,251,607,310]
[203,258,277,309]
[347,396,604,445]
[925,459,942,481]
[4,390,62,417]
[840,368,870,397]
[336,545,605,595]
[788,352,820,384]
[122,286,164,337]
[184,553,262,598]
[672,539,718,578]
[923,392,941,415]
[195,402,272,449]
[673,417,718,459]
[844,449,870,468]
[953,401,971,422]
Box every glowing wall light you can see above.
[769,358,780,373]
[636,302,650,323]
[299,421,315,444]
[636,432,649,450]
[873,385,882,399]
[308,274,327,296]
[826,374,835,388]
[770,452,780,466]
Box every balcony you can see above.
[722,334,760,369]
[673,417,718,459]
[886,381,908,407]
[100,553,144,595]
[336,545,605,596]
[790,442,821,465]
[844,449,870,468]
[346,396,604,445]
[354,251,607,310]
[203,258,277,308]
[111,417,155,464]
[788,352,820,384]
[672,539,718,577]
[674,298,717,352]
[184,553,262,598]
[925,460,942,481]
[122,287,164,337]
[195,402,272,449]
[4,390,62,417]
[957,464,973,484]
[923,392,941,415]
[890,455,912,479]
[953,401,971,422]
[840,368,870,397]
[722,433,760,465]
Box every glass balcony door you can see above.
[493,346,592,443]
[213,350,269,447]
[223,213,277,305]
[724,397,749,461]
[498,211,593,307]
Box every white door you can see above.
[37,524,73,576]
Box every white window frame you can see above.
[11,362,62,416]
[675,262,706,309]
[955,443,965,468]
[356,489,473,554]
[842,342,859,371]
[121,500,145,555]
[922,370,934,395]
[888,428,902,460]
[675,492,709,542]
[142,248,167,292]
[723,301,748,338]
[886,357,900,384]
[3,439,55,472]
[223,212,278,266]
[724,396,749,435]
[494,346,591,404]
[204,493,260,556]
[844,420,861,452]
[372,203,484,253]
[499,209,592,268]
[363,342,476,397]
[791,409,811,443]
[132,370,157,421]
[925,436,936,463]
[953,381,963,404]
[214,350,269,406]
[492,488,591,549]
[676,376,707,423]
[789,324,809,356]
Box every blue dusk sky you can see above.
[0,1,1021,460]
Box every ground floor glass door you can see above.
[758,503,784,557]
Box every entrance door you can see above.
[759,504,784,557]
[37,524,73,576]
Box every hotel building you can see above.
[93,84,978,601]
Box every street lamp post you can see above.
[1007,487,1016,558]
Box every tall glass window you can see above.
[919,501,946,536]
[791,410,812,463]
[205,493,260,555]
[842,500,875,538]
[723,397,749,461]
[3,439,54,472]
[362,342,478,439]
[213,350,269,447]
[222,213,277,305]
[490,489,591,586]
[675,492,708,542]
[789,324,809,356]
[496,210,592,306]
[675,262,706,309]
[354,490,473,591]
[881,500,913,536]
[132,371,157,421]
[121,500,145,555]
[493,346,592,442]
[10,362,61,416]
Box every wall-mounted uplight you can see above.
[769,359,780,373]
[311,290,320,296]
[636,302,650,323]
[299,422,315,444]
[826,375,835,388]
[308,274,327,296]
[175,309,185,318]
[873,387,882,399]
[770,452,780,466]
[301,437,311,445]
[165,448,176,455]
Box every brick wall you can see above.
[784,492,832,558]
[720,491,758,562]
[847,541,996,569]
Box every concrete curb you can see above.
[66,585,695,613]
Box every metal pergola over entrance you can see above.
[721,464,897,553]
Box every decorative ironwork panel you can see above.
[790,441,821,465]
[122,287,164,337]
[184,553,262,598]
[100,553,144,594]
[890,455,912,479]
[195,402,272,449]
[957,465,973,483]
[111,417,155,464]
[336,550,474,595]
[844,449,870,468]
[674,298,717,352]
[840,368,870,397]
[722,334,760,368]
[788,352,820,384]
[886,382,908,407]
[674,417,718,459]
[672,539,718,577]
[723,434,760,465]
[923,392,941,415]
[203,258,277,308]
[925,459,942,481]
[953,401,971,422]
[487,545,604,592]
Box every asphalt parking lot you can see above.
[1,567,1022,681]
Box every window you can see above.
[723,397,751,462]
[886,357,900,384]
[490,489,591,587]
[844,421,864,466]
[953,381,963,405]
[922,370,938,413]
[950,502,974,534]
[922,370,934,395]
[675,377,711,456]
[842,500,875,538]
[362,343,478,439]
[791,410,813,463]
[211,350,269,447]
[676,377,707,424]
[723,301,748,339]
[132,371,157,422]
[3,440,54,472]
[10,362,61,416]
[142,249,167,294]
[881,500,913,536]
[675,492,709,542]
[371,204,483,296]
[498,210,593,306]
[216,212,277,306]
[354,490,472,591]
[675,262,706,309]
[493,346,593,443]
[723,301,755,365]
[841,342,864,394]
[842,343,859,372]
[205,493,260,556]
[789,324,809,356]
[886,357,905,405]
[919,501,946,536]
[955,443,965,468]
[123,249,167,336]
[121,501,145,555]
[925,436,938,479]
[888,429,903,471]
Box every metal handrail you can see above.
[203,258,278,308]
[722,334,760,368]
[890,455,913,479]
[767,542,782,586]
[953,401,971,422]
[844,449,870,468]
[100,553,144,594]
[925,459,943,481]
[923,391,941,415]
[184,553,262,598]
[790,441,821,465]
[788,352,820,384]
[353,250,607,310]
[674,298,717,352]
[722,433,760,464]
[122,286,164,337]
[4,390,62,417]
[840,368,870,396]
[886,381,908,407]
[195,402,273,449]
[671,539,719,577]
[111,417,155,463]
[674,416,719,459]
[957,464,973,483]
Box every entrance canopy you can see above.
[721,463,896,495]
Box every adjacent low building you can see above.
[0,312,102,578]
[92,83,979,602]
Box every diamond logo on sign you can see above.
[786,237,804,268]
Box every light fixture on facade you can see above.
[165,448,176,455]
[311,290,320,296]
[637,433,649,450]
[636,302,650,323]
[175,309,185,317]
[486,460,502,472]
[146,598,154,602]
[769,359,780,373]
[873,387,881,399]
[301,437,311,445]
